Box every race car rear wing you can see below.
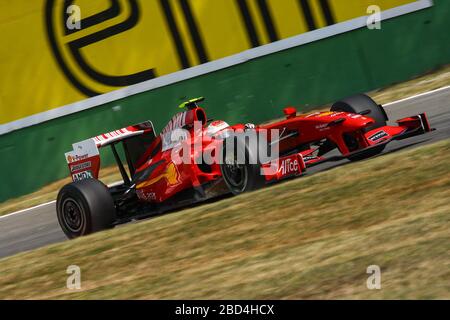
[65,121,156,184]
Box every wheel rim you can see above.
[61,198,85,233]
[223,153,248,192]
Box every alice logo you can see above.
[366,265,381,290]
[66,265,81,290]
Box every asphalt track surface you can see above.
[1,87,449,260]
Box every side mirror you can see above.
[283,107,297,119]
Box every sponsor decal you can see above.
[303,155,318,162]
[137,162,180,189]
[309,111,342,118]
[137,190,157,201]
[161,129,189,152]
[65,139,99,164]
[161,112,188,136]
[279,158,299,176]
[161,112,189,151]
[368,130,389,142]
[315,123,330,131]
[72,170,93,181]
[70,161,91,172]
[67,154,89,163]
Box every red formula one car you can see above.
[57,95,432,238]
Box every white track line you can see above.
[1,180,123,219]
[383,85,450,107]
[2,85,449,220]
[0,200,56,220]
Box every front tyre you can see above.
[331,94,387,161]
[56,179,116,239]
[331,94,387,132]
[220,133,266,195]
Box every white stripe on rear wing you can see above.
[93,128,145,147]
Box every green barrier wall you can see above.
[1,0,449,202]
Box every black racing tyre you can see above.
[331,94,387,132]
[56,179,116,239]
[220,133,267,195]
[331,94,387,161]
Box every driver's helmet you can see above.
[205,120,230,136]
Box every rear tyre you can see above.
[56,179,116,239]
[220,133,266,195]
[331,94,387,161]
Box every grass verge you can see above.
[0,139,449,299]
[369,64,450,105]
